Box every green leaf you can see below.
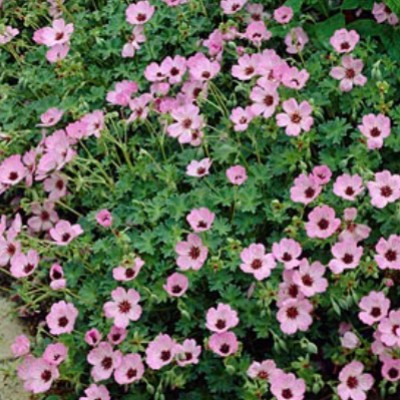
[386,0,400,16]
[341,0,374,10]
[308,13,346,46]
[284,0,303,12]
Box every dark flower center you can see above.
[118,300,132,314]
[317,218,329,230]
[197,221,207,229]
[197,167,206,175]
[58,316,69,327]
[136,13,147,22]
[23,263,34,274]
[101,356,113,370]
[388,368,399,379]
[341,42,350,50]
[258,370,269,379]
[263,95,274,106]
[301,274,313,286]
[347,376,358,389]
[8,171,18,181]
[7,243,16,256]
[125,268,135,278]
[370,307,381,318]
[381,185,393,197]
[216,319,226,330]
[370,127,381,137]
[41,369,52,382]
[282,389,293,399]
[286,306,299,319]
[172,285,182,294]
[346,68,356,79]
[291,113,301,124]
[189,246,201,259]
[55,179,64,190]
[170,67,179,76]
[288,284,299,298]
[345,187,355,196]
[251,259,262,270]
[184,352,193,360]
[182,118,192,129]
[385,249,397,262]
[304,187,315,198]
[41,211,50,221]
[55,32,64,41]
[127,368,137,379]
[342,254,354,264]
[61,233,71,242]
[245,66,255,75]
[282,252,292,262]
[202,71,211,79]
[160,350,171,361]
[220,344,230,354]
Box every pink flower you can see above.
[163,0,188,6]
[246,4,265,22]
[250,79,279,118]
[46,300,78,335]
[43,343,68,366]
[373,2,399,25]
[187,53,220,81]
[0,154,27,186]
[270,371,306,400]
[96,209,113,227]
[340,332,360,349]
[0,232,20,267]
[333,174,364,201]
[221,0,247,14]
[33,19,74,47]
[167,104,203,141]
[85,328,102,347]
[18,356,59,394]
[330,29,360,53]
[161,55,187,84]
[127,93,152,122]
[122,26,146,58]
[378,310,400,347]
[106,80,138,106]
[114,353,144,384]
[312,165,332,185]
[330,56,367,92]
[113,257,145,281]
[277,298,313,335]
[209,331,239,357]
[285,27,309,54]
[382,358,400,382]
[50,264,66,290]
[28,201,59,232]
[281,66,309,90]
[230,106,254,131]
[367,170,400,208]
[43,173,68,200]
[175,233,208,270]
[0,26,19,44]
[305,205,341,239]
[146,334,177,370]
[375,235,400,270]
[46,43,70,63]
[226,165,248,185]
[126,1,155,25]
[337,361,374,400]
[290,173,322,204]
[272,238,302,270]
[232,54,259,81]
[240,243,276,280]
[186,158,212,177]
[80,384,110,400]
[175,339,201,366]
[87,342,122,382]
[277,270,305,306]
[81,110,105,138]
[244,21,271,45]
[247,359,278,381]
[292,259,328,297]
[10,249,40,278]
[164,272,189,297]
[358,113,391,149]
[50,220,83,246]
[38,108,63,127]
[329,240,363,274]
[107,326,127,345]
[274,6,293,24]
[206,303,239,333]
[276,98,313,136]
[186,207,215,232]
[358,291,390,326]
[203,29,224,56]
[103,287,142,328]
[11,335,30,358]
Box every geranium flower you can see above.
[46,300,79,335]
[163,272,189,297]
[305,205,341,239]
[290,173,322,204]
[175,339,202,366]
[107,326,127,345]
[240,243,276,280]
[272,238,302,270]
[186,158,212,177]
[226,165,248,185]
[96,209,113,227]
[38,108,64,127]
[79,384,110,400]
[206,303,239,333]
[330,29,360,53]
[114,353,144,384]
[49,220,83,246]
[285,27,309,54]
[220,0,247,14]
[358,113,391,149]
[375,234,400,270]
[146,334,177,370]
[113,257,145,281]
[270,371,306,400]
[358,291,390,325]
[276,98,314,136]
[103,287,142,328]
[87,342,122,382]
[337,361,374,400]
[28,201,59,232]
[292,259,328,297]
[274,6,293,24]
[43,343,68,366]
[247,359,278,381]
[333,174,364,201]
[10,249,40,278]
[367,170,400,208]
[186,207,215,232]
[250,79,280,118]
[175,233,208,270]
[11,335,30,358]
[378,310,400,347]
[329,240,363,274]
[209,331,238,357]
[330,55,367,92]
[277,298,313,335]
[126,1,155,25]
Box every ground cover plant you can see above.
[1,0,400,399]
